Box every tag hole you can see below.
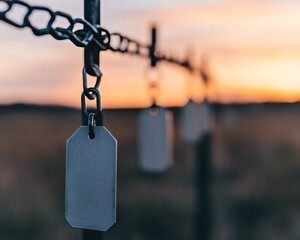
[150,108,159,116]
[88,133,95,140]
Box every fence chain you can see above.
[0,0,195,71]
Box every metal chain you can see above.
[0,0,195,72]
[81,65,103,129]
[0,0,103,47]
[81,87,101,119]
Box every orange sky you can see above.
[1,0,300,108]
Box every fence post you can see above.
[195,127,213,240]
[82,0,104,239]
[84,0,100,76]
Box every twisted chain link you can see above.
[0,0,195,71]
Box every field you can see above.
[0,103,300,240]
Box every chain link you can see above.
[0,0,196,72]
[82,65,102,100]
[81,87,102,119]
[81,64,103,125]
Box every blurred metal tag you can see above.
[138,107,174,172]
[65,126,117,231]
[180,100,212,143]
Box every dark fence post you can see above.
[82,0,104,239]
[84,0,100,76]
[195,131,213,240]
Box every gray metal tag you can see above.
[138,107,174,172]
[65,126,117,231]
[180,100,212,143]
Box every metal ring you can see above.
[70,18,96,47]
[74,18,98,34]
[91,25,111,51]
[88,112,95,139]
[88,112,95,126]
[144,66,162,105]
[49,11,73,40]
[81,88,102,119]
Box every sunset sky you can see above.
[1,0,300,108]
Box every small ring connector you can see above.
[144,66,162,106]
[88,113,95,139]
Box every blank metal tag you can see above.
[138,107,174,172]
[65,126,117,231]
[180,100,212,143]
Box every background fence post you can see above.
[195,129,213,240]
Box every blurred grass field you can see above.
[0,103,300,240]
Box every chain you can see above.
[81,66,103,132]
[0,0,195,72]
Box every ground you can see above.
[0,103,300,240]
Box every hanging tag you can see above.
[138,107,174,172]
[65,126,117,231]
[180,100,212,143]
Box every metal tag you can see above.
[138,107,174,172]
[65,126,117,231]
[180,100,212,143]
